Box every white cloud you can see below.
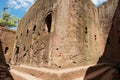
[8,0,35,10]
[91,0,108,7]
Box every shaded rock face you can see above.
[99,0,120,63]
[0,63,13,80]
[84,1,120,79]
[0,27,16,64]
[0,27,15,80]
[13,0,119,69]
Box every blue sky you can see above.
[0,0,107,30]
[0,0,35,30]
[0,0,35,18]
[91,0,108,7]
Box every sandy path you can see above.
[10,69,42,80]
[18,64,94,74]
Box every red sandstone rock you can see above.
[13,0,119,69]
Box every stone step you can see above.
[10,70,26,80]
[10,69,41,80]
[11,65,92,80]
[11,65,60,80]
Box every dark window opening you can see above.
[43,28,45,31]
[75,0,77,2]
[15,45,19,62]
[56,48,59,50]
[26,30,29,36]
[45,14,52,33]
[38,32,40,36]
[16,45,19,54]
[85,27,88,34]
[33,25,36,31]
[5,47,9,54]
[27,30,29,34]
[58,66,61,68]
[16,36,18,39]
[21,33,22,36]
[73,61,77,64]
[85,27,87,30]
[23,53,26,57]
[95,35,97,40]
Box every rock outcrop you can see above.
[85,0,120,79]
[0,63,13,80]
[13,0,119,69]
[98,0,119,52]
[0,27,15,80]
[98,0,120,63]
[10,0,120,80]
[0,27,16,64]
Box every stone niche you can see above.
[13,0,119,69]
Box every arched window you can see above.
[33,25,36,31]
[45,14,52,33]
[5,47,9,54]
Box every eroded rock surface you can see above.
[13,0,119,69]
[0,27,16,64]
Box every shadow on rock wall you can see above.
[84,0,120,80]
[0,40,14,80]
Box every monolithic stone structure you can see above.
[98,0,120,64]
[9,0,120,80]
[11,0,120,79]
[0,27,16,64]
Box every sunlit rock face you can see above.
[98,0,119,52]
[13,0,119,69]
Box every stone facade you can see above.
[13,0,119,70]
[0,27,16,64]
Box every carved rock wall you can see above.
[13,0,119,69]
[98,0,119,51]
[0,27,16,63]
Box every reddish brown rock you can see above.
[12,0,119,69]
[9,0,120,80]
[98,0,120,63]
[0,63,13,80]
[0,27,16,64]
[84,0,120,79]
